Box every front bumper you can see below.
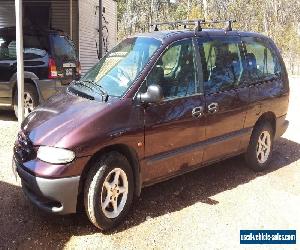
[14,158,80,215]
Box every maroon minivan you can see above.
[13,21,289,230]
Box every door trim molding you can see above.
[145,127,252,166]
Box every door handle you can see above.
[192,106,204,118]
[208,102,219,114]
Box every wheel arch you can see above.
[78,143,142,204]
[254,111,276,135]
[11,72,42,104]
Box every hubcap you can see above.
[100,168,128,219]
[256,130,271,164]
[23,92,34,117]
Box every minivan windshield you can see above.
[72,37,162,98]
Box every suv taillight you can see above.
[48,58,58,79]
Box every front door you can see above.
[142,38,206,184]
[197,36,248,163]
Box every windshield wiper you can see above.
[74,80,95,92]
[68,85,95,100]
[81,79,109,102]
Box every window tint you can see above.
[162,45,181,75]
[242,37,281,82]
[147,39,198,99]
[198,38,243,94]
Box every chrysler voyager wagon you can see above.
[13,20,289,230]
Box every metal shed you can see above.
[0,0,117,74]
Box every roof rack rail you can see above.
[150,19,236,32]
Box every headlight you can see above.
[37,146,75,164]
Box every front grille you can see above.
[14,131,36,163]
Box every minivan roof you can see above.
[135,29,270,43]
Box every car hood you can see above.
[22,90,110,146]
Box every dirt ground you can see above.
[0,78,299,250]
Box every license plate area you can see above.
[64,68,74,77]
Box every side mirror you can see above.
[137,84,163,104]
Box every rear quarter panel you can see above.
[244,36,289,128]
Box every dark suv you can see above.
[13,21,289,230]
[0,26,80,117]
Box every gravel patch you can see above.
[0,78,299,249]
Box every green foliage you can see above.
[117,0,300,59]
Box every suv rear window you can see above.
[50,34,76,65]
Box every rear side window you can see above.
[198,37,244,94]
[0,33,48,60]
[50,34,76,65]
[242,37,281,83]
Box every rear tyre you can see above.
[14,82,39,118]
[245,122,274,171]
[84,152,134,230]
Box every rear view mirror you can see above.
[137,84,163,104]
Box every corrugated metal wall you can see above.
[78,0,117,74]
[51,0,79,51]
[102,0,117,53]
[0,1,15,28]
[78,0,99,74]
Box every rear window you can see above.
[242,37,281,82]
[50,34,76,65]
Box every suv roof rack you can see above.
[150,19,236,32]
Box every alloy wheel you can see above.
[256,130,271,164]
[24,92,35,117]
[100,168,128,219]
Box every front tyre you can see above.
[245,122,274,171]
[84,152,134,230]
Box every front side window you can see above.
[198,37,243,94]
[242,37,281,83]
[147,39,198,99]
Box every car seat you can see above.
[245,52,262,81]
[177,52,195,95]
